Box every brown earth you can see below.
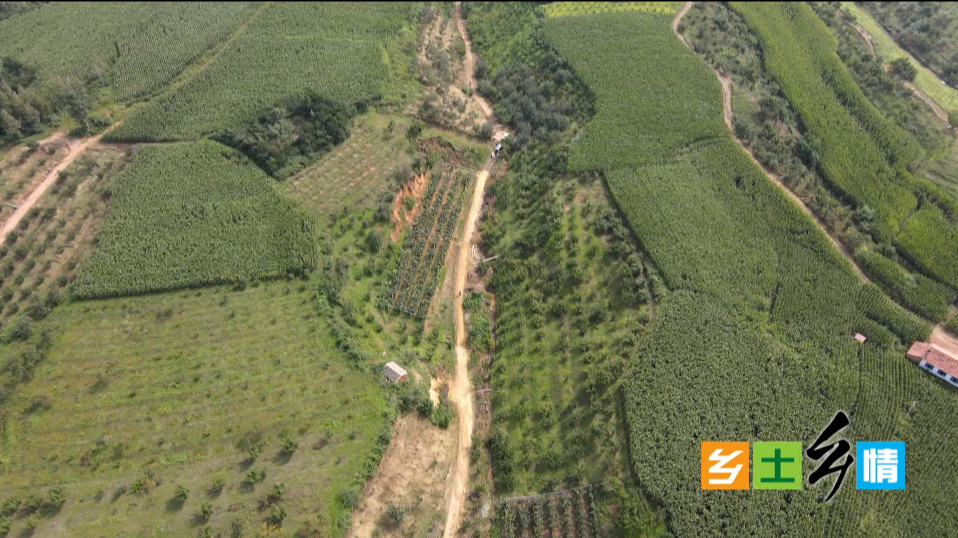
[392,173,429,242]
[347,414,455,538]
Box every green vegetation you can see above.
[381,168,468,318]
[541,2,680,18]
[861,2,958,88]
[542,8,956,536]
[947,313,958,336]
[843,2,958,112]
[73,141,316,298]
[855,250,957,321]
[732,3,958,290]
[215,91,357,179]
[544,12,725,170]
[0,3,257,98]
[0,281,391,536]
[732,3,921,237]
[110,3,414,141]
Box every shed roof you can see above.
[383,361,408,382]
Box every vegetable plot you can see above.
[380,170,469,318]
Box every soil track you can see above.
[674,2,868,282]
[845,16,951,124]
[0,121,122,240]
[442,4,504,537]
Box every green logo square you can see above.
[753,442,803,490]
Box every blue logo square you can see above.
[856,441,905,490]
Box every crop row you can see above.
[380,170,468,318]
[543,11,725,172]
[855,250,957,322]
[541,2,679,19]
[497,487,599,538]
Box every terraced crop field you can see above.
[110,3,412,141]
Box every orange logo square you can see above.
[701,441,750,490]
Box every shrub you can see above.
[198,501,213,521]
[281,437,298,455]
[386,503,408,525]
[209,476,226,494]
[889,57,917,82]
[172,485,189,503]
[269,505,287,524]
[245,468,266,485]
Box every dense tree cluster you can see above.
[215,92,357,179]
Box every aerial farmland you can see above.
[0,2,956,537]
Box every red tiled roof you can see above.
[923,345,958,375]
[907,342,931,363]
[908,341,958,374]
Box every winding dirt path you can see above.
[674,3,868,282]
[442,4,504,538]
[0,121,122,240]
[845,16,951,124]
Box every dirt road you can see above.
[0,122,121,240]
[673,2,869,283]
[441,4,504,537]
[844,16,951,124]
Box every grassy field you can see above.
[544,8,958,537]
[110,3,415,142]
[73,141,316,299]
[0,280,391,537]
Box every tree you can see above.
[0,109,20,140]
[889,57,917,82]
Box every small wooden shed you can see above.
[383,362,408,383]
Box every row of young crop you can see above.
[497,486,599,538]
[541,2,679,19]
[854,250,957,322]
[379,169,468,318]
